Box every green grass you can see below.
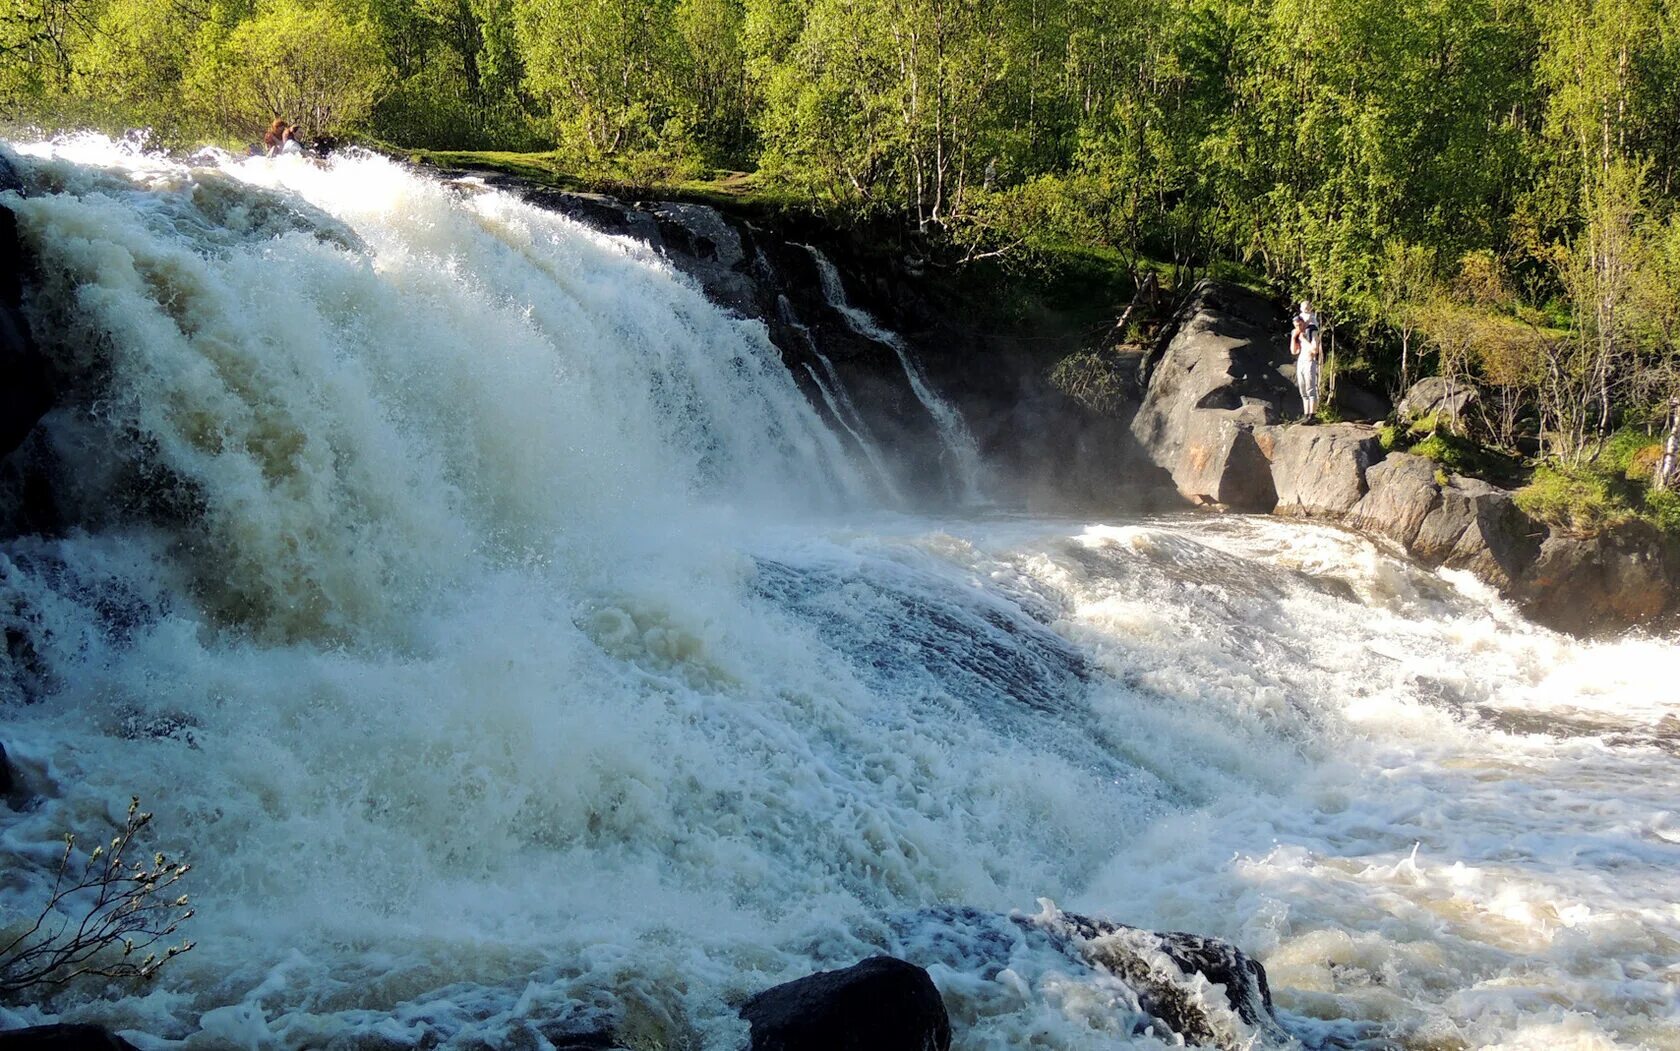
[1380,413,1527,485]
[397,147,797,211]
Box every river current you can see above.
[0,137,1676,1050]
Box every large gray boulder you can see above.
[1267,424,1384,517]
[1412,475,1541,590]
[1518,522,1678,633]
[1174,408,1278,511]
[1398,376,1475,424]
[1347,453,1442,547]
[1132,281,1296,504]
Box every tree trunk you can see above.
[1658,397,1680,492]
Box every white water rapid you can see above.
[0,138,1676,1051]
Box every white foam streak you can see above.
[802,246,985,503]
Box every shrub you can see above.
[1514,465,1633,534]
[0,797,195,997]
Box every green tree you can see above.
[189,0,389,138]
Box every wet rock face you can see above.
[740,956,951,1051]
[1,184,53,468]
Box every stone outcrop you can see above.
[1267,423,1384,517]
[1517,522,1680,634]
[1129,280,1680,634]
[1130,281,1296,508]
[1175,410,1277,511]
[739,956,951,1051]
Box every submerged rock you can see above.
[0,1025,140,1051]
[1023,909,1290,1051]
[740,956,951,1051]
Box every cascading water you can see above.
[0,138,1677,1051]
[802,245,985,504]
[775,293,904,504]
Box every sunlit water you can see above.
[0,138,1675,1051]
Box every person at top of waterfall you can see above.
[262,118,289,156]
[1292,316,1322,420]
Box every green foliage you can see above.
[203,3,390,137]
[1392,425,1526,486]
[1516,454,1680,538]
[1517,464,1638,533]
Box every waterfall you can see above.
[0,137,1675,1051]
[777,294,904,503]
[801,246,985,503]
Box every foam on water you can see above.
[0,137,1676,1050]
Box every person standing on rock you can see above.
[1292,316,1322,419]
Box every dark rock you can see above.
[0,1025,141,1051]
[0,151,19,194]
[1029,911,1288,1051]
[1412,475,1541,590]
[740,956,950,1051]
[0,740,12,795]
[1346,453,1442,548]
[1175,409,1277,511]
[1399,376,1475,424]
[1131,281,1295,501]
[1518,521,1678,633]
[1268,423,1384,517]
[1,200,53,467]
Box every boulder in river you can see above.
[739,955,951,1051]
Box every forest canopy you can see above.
[4,0,1680,495]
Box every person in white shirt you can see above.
[1291,316,1322,419]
